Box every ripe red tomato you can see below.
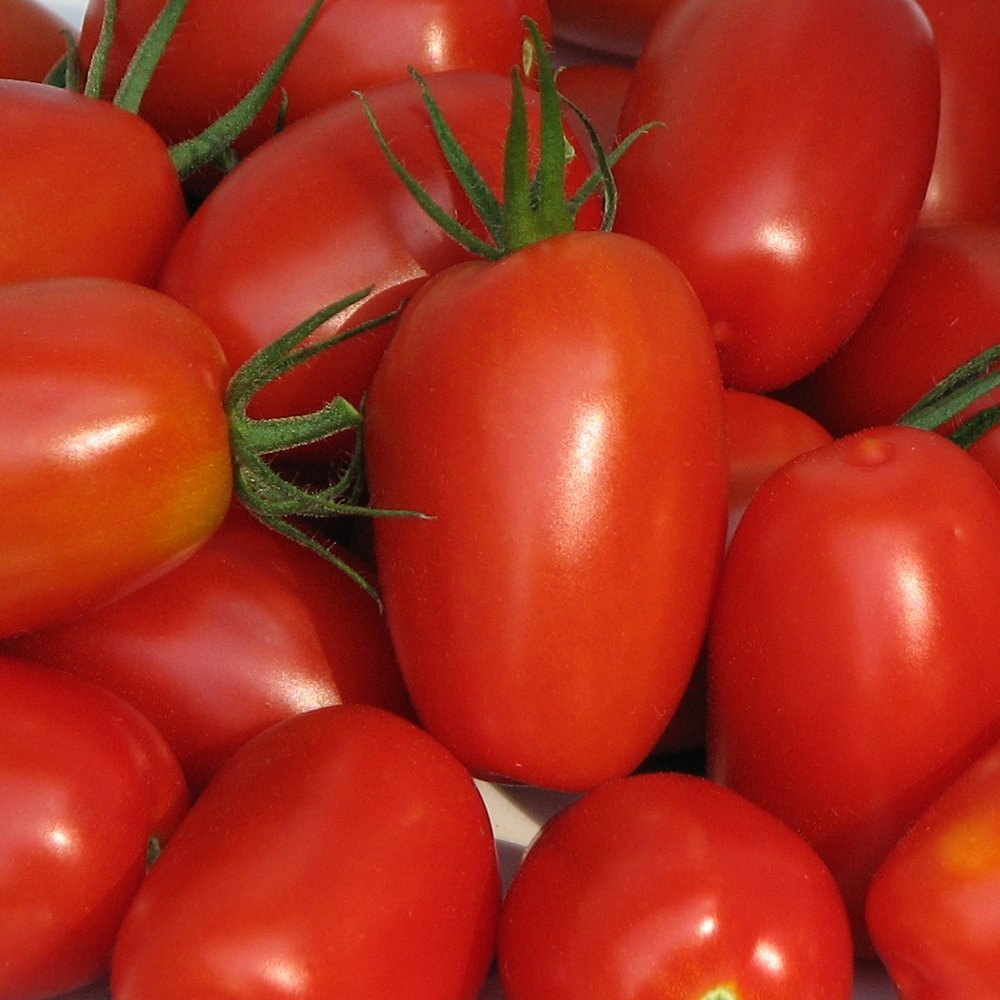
[708,424,1000,952]
[0,0,72,81]
[613,0,940,392]
[915,0,1000,226]
[159,70,600,459]
[866,738,1000,995]
[4,506,411,792]
[0,277,232,638]
[111,704,501,1000]
[498,771,854,998]
[79,0,552,155]
[364,230,727,791]
[0,80,188,286]
[0,655,187,1000]
[549,0,679,58]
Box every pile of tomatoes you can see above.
[3,0,1000,997]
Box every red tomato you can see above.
[0,655,187,1000]
[915,0,1000,226]
[498,771,854,998]
[614,0,940,392]
[79,0,552,155]
[4,506,411,792]
[111,704,500,1000]
[159,71,600,458]
[0,277,232,638]
[866,738,1000,995]
[552,61,631,157]
[0,0,72,81]
[0,81,188,286]
[549,0,679,58]
[708,424,1000,952]
[364,230,727,791]
[784,224,1000,436]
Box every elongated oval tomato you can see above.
[866,738,1000,995]
[79,0,552,155]
[614,0,939,392]
[498,772,854,999]
[111,704,501,1000]
[159,71,600,459]
[0,81,188,286]
[4,506,411,792]
[364,230,728,791]
[708,424,1000,952]
[0,655,187,1000]
[0,277,232,638]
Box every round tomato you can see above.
[0,80,188,286]
[0,0,72,82]
[614,0,940,392]
[549,0,679,58]
[866,738,1000,995]
[916,0,1000,226]
[364,230,727,791]
[4,505,411,792]
[498,771,854,998]
[111,704,500,1000]
[0,277,232,638]
[79,0,552,155]
[0,655,187,1000]
[708,424,1000,952]
[159,70,601,460]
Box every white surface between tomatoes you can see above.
[32,1,898,996]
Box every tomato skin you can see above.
[159,71,600,458]
[0,277,232,638]
[552,61,632,157]
[79,0,551,154]
[614,0,940,392]
[364,231,727,791]
[866,738,1000,996]
[0,0,72,82]
[0,81,188,286]
[4,506,411,792]
[498,771,854,999]
[916,0,1000,226]
[111,704,501,1000]
[707,425,1000,951]
[0,655,187,1000]
[549,0,679,58]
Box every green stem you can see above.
[112,0,190,113]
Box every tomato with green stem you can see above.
[708,357,1000,952]
[0,0,73,82]
[614,0,940,393]
[866,737,1000,995]
[362,21,727,790]
[0,655,187,1000]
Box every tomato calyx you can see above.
[53,0,322,181]
[356,17,658,259]
[226,287,425,603]
[897,343,1000,447]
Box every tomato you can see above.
[0,0,72,82]
[159,70,600,459]
[613,0,940,393]
[364,230,727,791]
[0,277,232,638]
[79,0,552,156]
[549,0,679,58]
[498,771,854,998]
[707,424,1000,952]
[111,704,500,1000]
[0,655,187,1000]
[552,60,631,157]
[915,0,1000,226]
[866,738,1000,996]
[0,80,188,286]
[4,506,412,792]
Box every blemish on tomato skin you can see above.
[846,434,893,467]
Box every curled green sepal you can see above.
[226,287,426,603]
[355,16,659,259]
[896,343,1000,447]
